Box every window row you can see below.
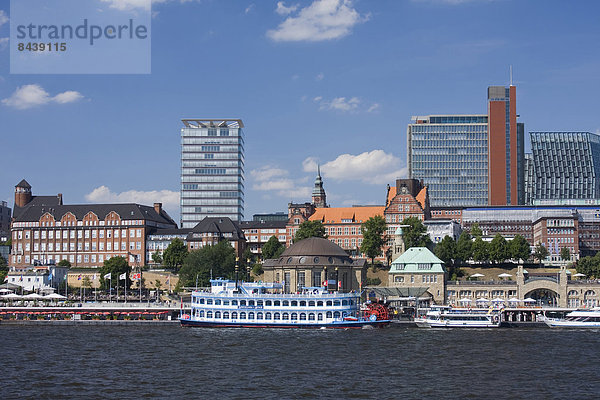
[195,310,347,321]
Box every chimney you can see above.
[57,193,63,205]
[154,202,162,215]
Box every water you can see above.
[1,325,599,399]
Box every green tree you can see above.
[178,240,236,288]
[293,220,327,242]
[163,238,188,273]
[81,276,92,298]
[489,234,508,263]
[152,250,163,265]
[98,256,130,290]
[509,235,531,262]
[456,231,473,263]
[400,216,432,249]
[434,235,456,266]
[533,243,549,265]
[57,259,72,268]
[472,237,489,263]
[560,247,571,262]
[0,255,8,283]
[470,223,483,239]
[262,235,285,260]
[360,215,387,266]
[576,254,600,278]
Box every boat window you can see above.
[274,313,280,320]
[318,313,323,321]
[291,300,298,307]
[342,312,347,318]
[265,300,272,306]
[291,313,298,320]
[199,298,205,304]
[282,313,289,320]
[215,299,221,305]
[215,311,221,318]
[282,300,289,307]
[309,301,315,307]
[248,312,255,319]
[207,311,213,318]
[350,300,354,306]
[333,311,340,318]
[326,311,332,318]
[342,300,348,306]
[240,300,246,306]
[300,301,307,307]
[317,301,324,307]
[199,311,204,318]
[257,313,263,320]
[240,312,246,319]
[326,301,332,307]
[223,312,229,319]
[248,300,255,306]
[274,300,280,306]
[231,300,238,306]
[223,300,230,306]
[333,300,340,306]
[265,312,272,319]
[300,313,307,320]
[308,313,315,321]
[232,312,238,319]
[207,299,213,305]
[257,300,263,307]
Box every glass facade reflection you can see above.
[408,115,489,206]
[530,132,600,201]
[180,119,245,228]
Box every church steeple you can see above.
[312,165,327,208]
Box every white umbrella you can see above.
[23,293,44,299]
[476,298,489,303]
[523,298,536,303]
[470,273,485,278]
[459,298,472,303]
[573,273,586,278]
[45,293,66,300]
[1,293,22,299]
[0,288,13,293]
[498,273,512,278]
[492,298,506,303]
[508,298,521,303]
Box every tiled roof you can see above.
[416,187,428,209]
[187,217,245,241]
[13,203,177,226]
[309,206,384,224]
[16,179,31,189]
[387,187,396,205]
[13,195,63,219]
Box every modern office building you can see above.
[529,132,600,201]
[180,119,245,228]
[408,86,524,207]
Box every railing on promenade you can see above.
[447,280,517,286]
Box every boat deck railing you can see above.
[192,291,359,298]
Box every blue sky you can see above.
[1,0,600,225]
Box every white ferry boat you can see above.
[179,278,390,329]
[415,305,502,328]
[544,308,600,328]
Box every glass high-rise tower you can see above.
[180,119,244,228]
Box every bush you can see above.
[366,277,382,286]
[252,264,264,276]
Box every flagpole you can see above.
[124,273,127,304]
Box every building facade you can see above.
[185,217,246,259]
[529,131,600,202]
[0,200,11,236]
[146,228,190,265]
[10,181,177,268]
[408,86,524,207]
[240,220,287,258]
[389,247,446,305]
[180,119,245,228]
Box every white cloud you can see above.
[314,96,360,112]
[276,1,299,16]
[1,84,84,110]
[0,10,8,27]
[367,103,380,113]
[412,0,492,4]
[99,0,196,11]
[267,0,368,42]
[0,37,8,51]
[245,3,255,14]
[250,166,311,199]
[85,186,179,210]
[316,72,325,81]
[303,150,407,184]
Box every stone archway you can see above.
[525,288,559,307]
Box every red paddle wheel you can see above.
[363,302,390,321]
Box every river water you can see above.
[1,324,598,399]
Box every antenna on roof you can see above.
[510,65,513,86]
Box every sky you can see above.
[1,0,600,225]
